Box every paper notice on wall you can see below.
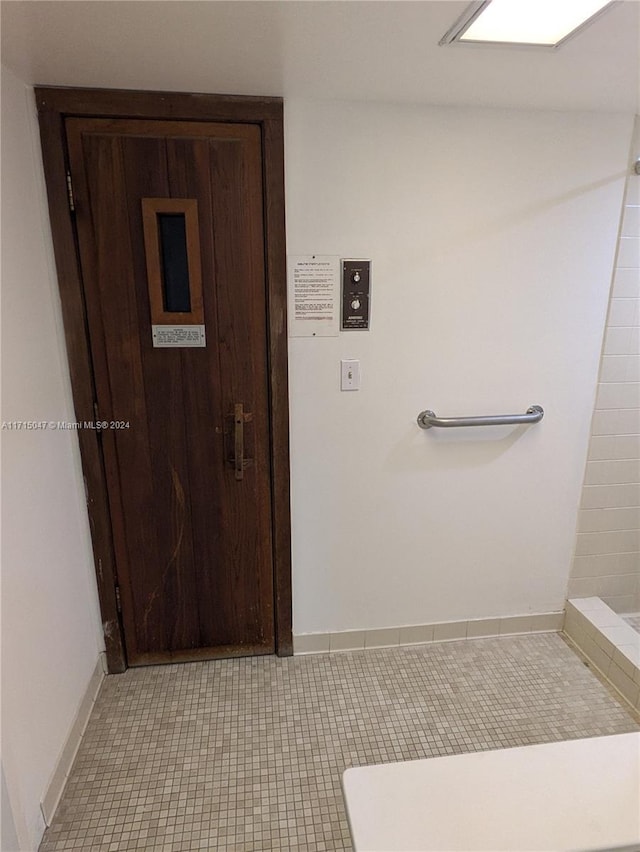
[287,256,340,337]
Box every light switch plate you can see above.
[341,359,360,391]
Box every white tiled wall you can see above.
[569,124,640,613]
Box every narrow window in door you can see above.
[142,198,205,325]
[158,213,191,313]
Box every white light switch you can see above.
[341,359,360,391]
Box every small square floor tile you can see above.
[39,634,638,851]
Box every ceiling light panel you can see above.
[444,0,615,47]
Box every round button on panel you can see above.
[352,271,361,283]
[351,298,361,311]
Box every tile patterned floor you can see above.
[623,613,640,633]
[39,634,639,852]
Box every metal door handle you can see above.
[234,403,244,480]
[228,403,253,479]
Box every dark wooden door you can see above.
[66,117,275,665]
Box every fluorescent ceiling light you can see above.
[441,0,616,48]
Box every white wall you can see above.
[1,66,104,851]
[2,765,20,852]
[569,118,640,613]
[285,99,634,635]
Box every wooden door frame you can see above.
[35,87,292,673]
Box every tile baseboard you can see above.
[293,612,564,655]
[40,656,105,826]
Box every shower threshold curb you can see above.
[564,597,640,713]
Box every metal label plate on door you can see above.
[152,325,206,347]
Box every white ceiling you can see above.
[1,0,639,113]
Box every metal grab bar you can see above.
[417,405,544,430]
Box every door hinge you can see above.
[115,585,122,614]
[66,171,75,213]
